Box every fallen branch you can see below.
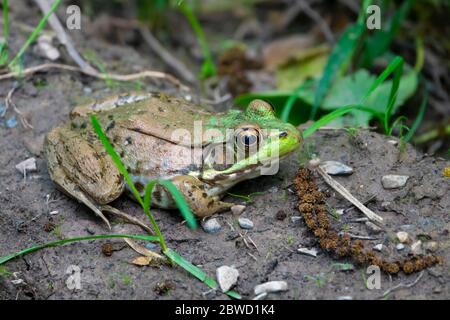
[0,62,190,90]
[312,160,384,224]
[381,271,424,298]
[34,0,95,72]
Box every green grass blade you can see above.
[404,87,427,142]
[0,0,9,65]
[164,248,241,299]
[177,1,216,79]
[8,0,62,68]
[143,180,158,214]
[91,116,144,207]
[158,180,197,229]
[361,56,403,104]
[310,22,365,120]
[383,58,404,133]
[363,0,412,67]
[281,81,309,122]
[0,234,158,265]
[303,104,382,138]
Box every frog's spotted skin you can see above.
[44,93,302,228]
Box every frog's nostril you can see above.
[279,131,288,138]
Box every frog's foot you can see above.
[100,205,153,234]
[170,176,234,218]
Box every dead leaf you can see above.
[131,256,152,266]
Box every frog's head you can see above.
[201,99,302,185]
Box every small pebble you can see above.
[396,243,405,251]
[320,161,353,175]
[298,247,318,257]
[411,240,422,255]
[145,242,157,250]
[373,244,383,252]
[254,281,288,295]
[216,265,239,292]
[365,221,382,234]
[337,296,353,300]
[336,209,345,216]
[291,216,302,223]
[396,231,409,243]
[6,116,17,128]
[231,205,245,215]
[238,217,254,230]
[202,218,222,233]
[424,241,438,253]
[387,140,398,146]
[381,175,409,189]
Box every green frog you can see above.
[44,93,302,229]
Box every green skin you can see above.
[44,93,302,228]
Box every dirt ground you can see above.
[0,2,449,300]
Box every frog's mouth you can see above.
[199,127,301,186]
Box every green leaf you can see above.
[164,248,241,299]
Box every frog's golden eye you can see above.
[235,127,261,151]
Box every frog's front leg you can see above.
[44,127,152,233]
[168,176,233,218]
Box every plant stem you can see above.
[0,234,158,265]
[8,0,62,68]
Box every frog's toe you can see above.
[100,205,153,234]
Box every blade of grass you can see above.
[310,0,373,120]
[158,180,197,229]
[383,58,404,134]
[0,234,158,265]
[0,0,9,65]
[363,0,412,67]
[91,116,167,251]
[281,81,310,122]
[404,86,427,142]
[164,248,241,299]
[177,0,216,79]
[361,56,403,103]
[303,104,382,138]
[8,0,62,68]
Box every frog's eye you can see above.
[247,99,275,118]
[235,127,261,151]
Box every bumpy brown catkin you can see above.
[294,168,442,274]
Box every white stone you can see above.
[202,218,221,233]
[238,217,254,229]
[216,265,239,292]
[231,205,246,215]
[373,244,383,252]
[297,247,318,257]
[254,281,288,295]
[396,231,409,243]
[15,158,37,176]
[320,161,353,175]
[424,241,438,253]
[381,175,409,189]
[396,243,405,251]
[36,34,60,61]
[411,240,423,255]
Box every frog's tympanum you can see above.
[44,93,302,228]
